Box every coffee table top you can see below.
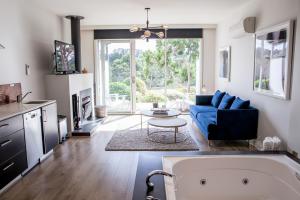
[148,118,187,128]
[141,109,181,118]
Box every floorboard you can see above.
[0,115,251,200]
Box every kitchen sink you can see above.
[23,100,49,104]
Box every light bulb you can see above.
[156,32,164,38]
[144,30,151,37]
[130,25,139,32]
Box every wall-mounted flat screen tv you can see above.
[55,40,76,74]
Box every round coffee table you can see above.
[140,109,181,130]
[147,118,187,144]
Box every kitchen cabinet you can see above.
[41,103,59,154]
[0,151,27,189]
[0,130,26,165]
[0,101,59,192]
[0,115,27,190]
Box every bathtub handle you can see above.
[146,170,174,191]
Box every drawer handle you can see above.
[0,140,12,147]
[0,123,9,128]
[3,162,15,171]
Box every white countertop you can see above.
[0,100,56,121]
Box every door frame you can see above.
[95,38,203,114]
[98,39,136,114]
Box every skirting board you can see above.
[0,175,22,195]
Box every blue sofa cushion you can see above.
[190,105,217,118]
[211,90,225,107]
[218,94,235,109]
[196,112,216,122]
[230,97,250,109]
[196,112,217,136]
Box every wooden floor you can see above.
[0,115,250,200]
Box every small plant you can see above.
[254,79,269,90]
[142,91,167,103]
[109,82,130,96]
[166,90,184,100]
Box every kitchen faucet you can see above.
[146,170,174,191]
[17,91,32,103]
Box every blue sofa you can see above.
[190,92,258,141]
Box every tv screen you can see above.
[55,40,76,73]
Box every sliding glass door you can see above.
[97,39,200,114]
[101,40,134,113]
[135,39,200,111]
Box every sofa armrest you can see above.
[196,95,213,106]
[215,108,259,140]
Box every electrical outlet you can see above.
[25,64,30,75]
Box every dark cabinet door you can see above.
[42,103,58,154]
[0,151,27,189]
[0,129,26,164]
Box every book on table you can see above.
[152,110,168,115]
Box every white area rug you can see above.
[105,127,199,151]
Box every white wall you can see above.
[202,29,216,94]
[215,0,300,152]
[0,0,64,100]
[288,6,300,155]
[81,30,95,74]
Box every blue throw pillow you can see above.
[230,97,250,109]
[218,94,235,109]
[211,90,225,107]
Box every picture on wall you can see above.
[254,20,294,99]
[219,46,231,81]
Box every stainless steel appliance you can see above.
[22,109,43,174]
[41,103,59,153]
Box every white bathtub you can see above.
[162,154,300,200]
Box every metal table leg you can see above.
[141,114,142,130]
[147,123,149,135]
[175,127,178,143]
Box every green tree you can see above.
[109,49,130,82]
[108,39,200,103]
[156,39,199,93]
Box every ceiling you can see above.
[32,0,252,26]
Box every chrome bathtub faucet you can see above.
[146,170,174,191]
[146,196,160,200]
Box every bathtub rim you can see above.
[162,154,300,200]
[132,151,300,200]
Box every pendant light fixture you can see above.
[130,8,168,42]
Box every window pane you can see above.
[135,39,200,111]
